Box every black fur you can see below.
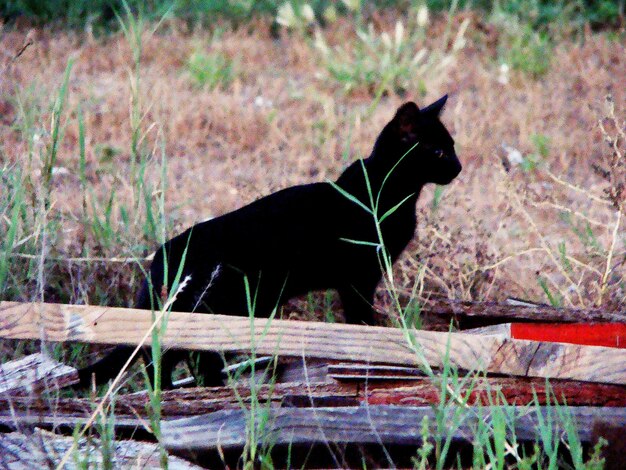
[78,95,461,388]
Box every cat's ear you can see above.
[392,102,420,143]
[421,94,448,116]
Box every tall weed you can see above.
[313,3,469,98]
[499,95,625,308]
[330,139,606,467]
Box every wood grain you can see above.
[1,378,624,430]
[0,429,201,469]
[2,301,625,384]
[161,405,626,451]
[0,353,78,395]
[423,299,626,323]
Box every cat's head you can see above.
[378,95,462,185]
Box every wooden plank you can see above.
[277,357,330,384]
[0,353,78,395]
[362,378,626,407]
[461,324,512,336]
[0,377,626,423]
[0,414,146,432]
[161,405,626,451]
[423,299,626,323]
[0,429,202,469]
[327,364,427,381]
[1,301,626,385]
[1,378,624,428]
[0,382,358,428]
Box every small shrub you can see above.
[185,51,235,90]
[519,133,551,172]
[275,1,316,32]
[499,23,552,78]
[314,5,469,97]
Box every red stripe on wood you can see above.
[510,323,626,348]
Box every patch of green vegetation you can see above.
[500,24,553,77]
[0,0,335,29]
[427,0,623,28]
[431,0,622,78]
[519,133,551,172]
[185,50,235,90]
[0,4,171,377]
[2,0,622,30]
[0,167,26,299]
[537,275,563,307]
[314,3,469,97]
[1,0,169,29]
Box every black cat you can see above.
[78,95,461,389]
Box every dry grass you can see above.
[1,13,624,319]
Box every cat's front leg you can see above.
[338,283,377,326]
[149,349,188,390]
[190,351,226,386]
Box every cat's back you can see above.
[208,182,343,230]
[168,182,343,258]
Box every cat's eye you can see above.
[435,149,445,158]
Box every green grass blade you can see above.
[339,237,380,247]
[378,193,415,224]
[327,180,372,214]
[376,141,419,211]
[0,185,22,297]
[48,58,74,172]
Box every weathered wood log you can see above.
[1,378,624,434]
[0,382,357,431]
[0,428,202,469]
[275,357,330,384]
[422,299,626,323]
[161,405,626,451]
[0,415,147,433]
[2,301,626,385]
[0,353,78,395]
[221,356,330,385]
[361,378,626,407]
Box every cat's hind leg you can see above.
[189,351,226,386]
[338,283,377,326]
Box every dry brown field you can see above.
[1,12,624,322]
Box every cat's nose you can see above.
[451,159,462,177]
